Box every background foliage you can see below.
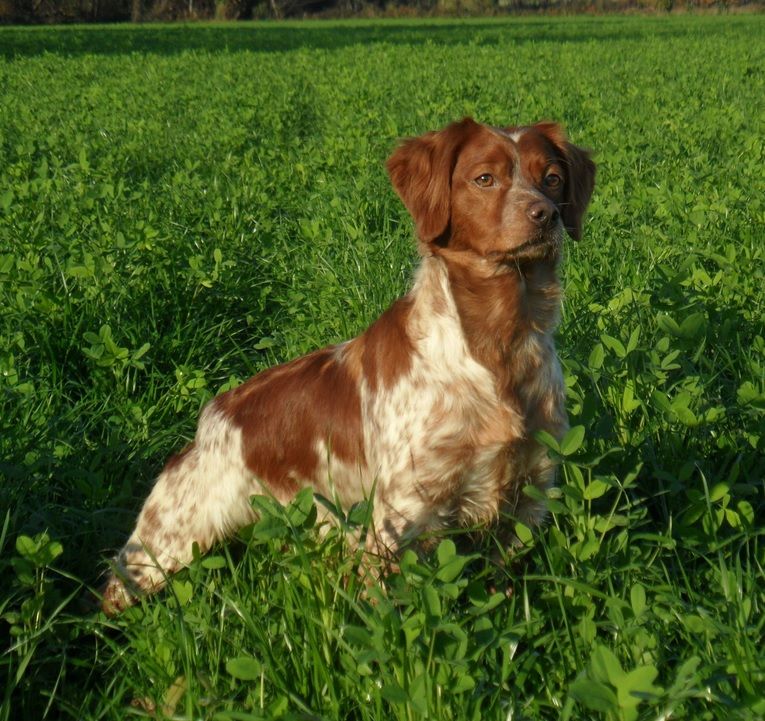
[0,0,761,23]
[1,14,763,721]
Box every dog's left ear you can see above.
[387,118,480,249]
[534,122,596,241]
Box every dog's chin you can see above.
[501,232,562,265]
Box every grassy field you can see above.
[1,14,764,721]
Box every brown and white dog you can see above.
[102,118,595,614]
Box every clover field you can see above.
[1,14,764,721]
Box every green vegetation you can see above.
[1,15,763,720]
[1,0,757,25]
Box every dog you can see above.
[101,118,595,614]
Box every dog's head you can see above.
[387,118,595,264]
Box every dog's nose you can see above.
[526,199,560,228]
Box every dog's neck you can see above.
[412,251,562,394]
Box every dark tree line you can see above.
[0,0,751,22]
[0,1,255,22]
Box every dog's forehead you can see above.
[453,125,562,176]
[493,126,560,160]
[492,126,525,144]
[456,125,517,166]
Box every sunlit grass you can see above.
[1,14,763,721]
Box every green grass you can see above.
[1,14,764,721]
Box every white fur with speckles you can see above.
[104,406,259,606]
[360,256,560,554]
[103,253,564,610]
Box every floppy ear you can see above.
[534,122,596,241]
[386,118,479,247]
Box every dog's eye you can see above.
[474,173,495,188]
[544,173,562,189]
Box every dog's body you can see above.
[102,118,595,614]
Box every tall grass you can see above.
[1,15,763,720]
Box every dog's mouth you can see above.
[500,232,562,264]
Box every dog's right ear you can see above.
[387,118,479,249]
